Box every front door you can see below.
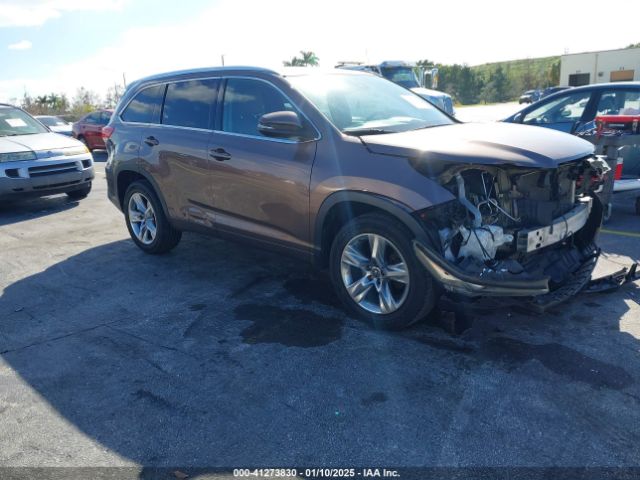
[208,77,318,252]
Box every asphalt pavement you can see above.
[0,136,639,478]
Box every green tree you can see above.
[71,87,101,115]
[626,42,640,49]
[479,81,498,104]
[491,66,510,102]
[283,50,319,67]
[104,84,125,109]
[545,60,560,87]
[21,92,69,115]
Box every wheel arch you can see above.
[116,168,171,219]
[314,191,430,267]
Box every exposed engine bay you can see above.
[418,155,610,297]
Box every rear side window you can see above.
[121,85,164,124]
[596,90,640,115]
[161,79,219,129]
[84,112,101,124]
[222,78,296,136]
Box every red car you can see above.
[72,110,113,151]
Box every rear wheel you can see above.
[124,181,181,254]
[329,213,438,330]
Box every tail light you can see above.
[102,126,114,139]
[614,158,624,180]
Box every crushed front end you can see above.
[413,155,610,311]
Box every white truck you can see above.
[336,60,455,116]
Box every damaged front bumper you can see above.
[413,238,602,306]
[413,240,552,297]
[516,197,592,253]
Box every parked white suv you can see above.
[0,104,94,200]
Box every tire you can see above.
[66,182,91,200]
[329,213,438,330]
[123,180,181,254]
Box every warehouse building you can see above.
[560,47,640,87]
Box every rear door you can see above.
[138,78,220,227]
[79,112,103,149]
[207,77,318,252]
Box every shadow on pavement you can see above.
[1,234,639,474]
[0,195,79,227]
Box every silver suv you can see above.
[0,104,94,200]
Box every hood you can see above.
[410,87,450,99]
[0,132,83,154]
[360,122,594,169]
[49,125,73,134]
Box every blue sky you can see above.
[1,0,639,103]
[1,1,210,82]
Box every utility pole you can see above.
[221,54,225,66]
[122,73,127,88]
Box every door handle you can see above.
[209,148,231,161]
[144,136,159,147]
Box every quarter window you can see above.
[222,78,297,137]
[121,85,164,124]
[161,79,219,129]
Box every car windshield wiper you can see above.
[342,128,395,136]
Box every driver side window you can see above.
[523,91,592,125]
[222,78,296,137]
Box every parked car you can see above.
[503,82,640,193]
[336,61,455,116]
[34,115,73,136]
[0,104,94,200]
[518,89,541,104]
[540,86,571,99]
[105,67,608,329]
[72,109,113,151]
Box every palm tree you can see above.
[300,51,319,66]
[283,50,319,67]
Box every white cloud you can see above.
[1,0,639,103]
[8,40,32,50]
[0,0,126,27]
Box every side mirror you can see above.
[513,112,523,123]
[258,111,306,139]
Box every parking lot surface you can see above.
[455,102,522,123]
[1,151,640,473]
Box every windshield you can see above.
[0,107,48,136]
[379,67,420,89]
[37,116,67,127]
[288,73,453,134]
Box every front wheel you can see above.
[123,181,181,254]
[66,182,91,200]
[329,213,438,330]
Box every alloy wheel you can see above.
[128,192,157,245]
[340,233,410,314]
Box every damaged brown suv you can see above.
[105,67,609,329]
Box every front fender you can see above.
[313,190,432,252]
